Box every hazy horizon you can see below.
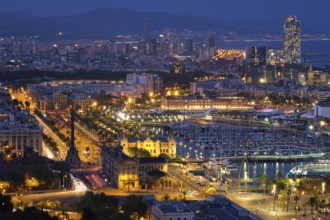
[0,0,329,32]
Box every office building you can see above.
[317,90,330,102]
[246,46,267,67]
[315,104,330,119]
[126,73,163,94]
[284,16,301,64]
[153,75,164,93]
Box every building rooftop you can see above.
[154,201,193,214]
[127,137,169,143]
[140,156,167,164]
[147,169,166,178]
[316,104,330,107]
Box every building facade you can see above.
[102,146,140,191]
[246,46,267,67]
[121,136,177,159]
[162,96,253,111]
[151,201,195,220]
[0,114,42,157]
[284,16,301,64]
[315,104,330,119]
[37,92,94,113]
[102,146,175,191]
[126,73,164,94]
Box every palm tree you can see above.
[279,189,289,212]
[182,191,187,200]
[296,179,307,196]
[24,101,30,108]
[309,196,318,214]
[259,174,267,194]
[163,194,170,202]
[151,177,160,193]
[144,178,152,192]
[294,195,300,213]
[286,189,291,212]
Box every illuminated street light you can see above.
[244,171,248,194]
[272,184,277,211]
[179,142,183,158]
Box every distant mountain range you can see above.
[0,9,283,39]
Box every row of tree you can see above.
[0,193,57,220]
[34,110,71,145]
[259,173,330,214]
[42,133,60,154]
[77,191,147,220]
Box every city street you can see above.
[224,191,327,220]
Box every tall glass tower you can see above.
[283,16,301,64]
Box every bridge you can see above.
[209,145,327,162]
[213,153,326,162]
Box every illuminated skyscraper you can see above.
[283,16,301,64]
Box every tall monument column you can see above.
[65,109,81,168]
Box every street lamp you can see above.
[322,182,325,198]
[179,142,183,158]
[244,171,248,194]
[273,184,277,211]
[62,175,67,190]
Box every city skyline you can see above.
[0,1,329,220]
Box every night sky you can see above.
[1,0,329,31]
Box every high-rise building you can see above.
[206,35,216,48]
[283,16,301,64]
[138,73,154,93]
[126,73,163,94]
[246,46,267,67]
[153,74,164,93]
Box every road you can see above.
[34,113,67,160]
[42,142,56,159]
[53,114,101,164]
[9,90,67,160]
[19,187,155,204]
[168,165,205,200]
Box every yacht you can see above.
[287,153,330,178]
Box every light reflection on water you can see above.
[234,161,307,179]
[142,125,313,179]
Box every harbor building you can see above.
[121,136,177,159]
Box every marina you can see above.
[287,153,330,178]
